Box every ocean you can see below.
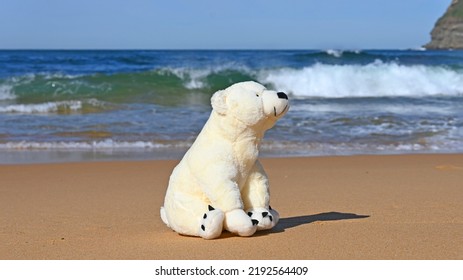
[1,49,463,163]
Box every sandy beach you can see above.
[1,154,462,260]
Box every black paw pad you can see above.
[251,219,259,226]
[262,212,269,218]
[247,212,253,217]
[203,213,207,219]
[201,225,205,231]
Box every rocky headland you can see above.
[425,0,463,49]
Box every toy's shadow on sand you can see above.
[257,211,370,236]
[215,211,369,239]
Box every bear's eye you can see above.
[255,94,260,97]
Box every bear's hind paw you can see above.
[223,209,258,237]
[246,207,279,231]
[199,206,224,239]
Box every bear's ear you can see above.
[211,89,228,115]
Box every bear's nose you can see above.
[277,92,288,100]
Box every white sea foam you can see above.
[409,47,426,51]
[164,64,252,90]
[325,49,343,58]
[160,67,208,89]
[325,49,361,58]
[0,139,192,150]
[181,69,209,89]
[7,138,448,154]
[0,99,108,114]
[259,61,463,98]
[0,85,16,100]
[0,100,82,114]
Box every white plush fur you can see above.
[160,81,289,239]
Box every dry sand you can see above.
[1,154,462,259]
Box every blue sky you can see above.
[0,0,449,49]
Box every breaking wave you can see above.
[260,61,463,98]
[1,61,463,105]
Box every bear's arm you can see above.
[241,160,270,209]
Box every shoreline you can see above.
[2,149,463,165]
[1,154,462,259]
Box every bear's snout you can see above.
[277,92,288,100]
[262,89,289,120]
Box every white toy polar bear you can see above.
[160,81,289,239]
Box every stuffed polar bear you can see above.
[160,81,289,239]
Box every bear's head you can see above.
[211,81,289,130]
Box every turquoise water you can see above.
[1,50,463,163]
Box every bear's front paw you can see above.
[246,206,280,231]
[199,205,224,240]
[224,209,258,237]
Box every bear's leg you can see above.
[162,196,224,239]
[241,161,279,231]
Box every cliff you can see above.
[425,0,463,49]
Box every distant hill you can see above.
[424,0,463,49]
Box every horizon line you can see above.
[0,47,440,51]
